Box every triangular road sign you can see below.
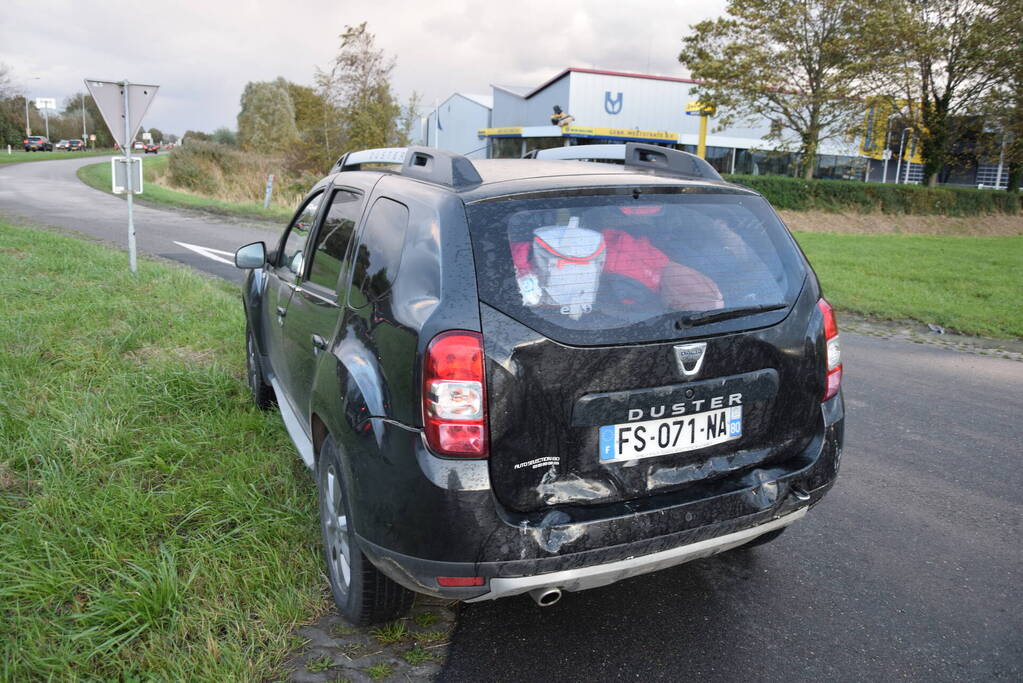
[84,79,159,148]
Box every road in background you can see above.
[0,156,277,282]
[2,157,1020,682]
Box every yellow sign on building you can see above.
[561,126,679,143]
[859,99,924,164]
[477,127,524,137]
[685,101,716,116]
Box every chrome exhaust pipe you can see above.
[528,587,562,607]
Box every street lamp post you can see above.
[82,92,87,142]
[23,76,40,137]
[895,127,913,184]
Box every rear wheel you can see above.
[245,326,274,410]
[317,436,413,625]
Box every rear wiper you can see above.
[676,303,788,328]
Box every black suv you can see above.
[234,144,844,624]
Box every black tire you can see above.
[742,527,786,549]
[317,436,413,625]
[245,326,275,410]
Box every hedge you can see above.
[722,174,1020,217]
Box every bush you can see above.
[724,174,1021,216]
[165,141,315,206]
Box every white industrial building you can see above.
[411,66,1012,187]
[415,67,869,180]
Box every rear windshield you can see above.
[465,190,805,345]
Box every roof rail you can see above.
[532,142,723,182]
[330,146,483,190]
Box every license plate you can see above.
[599,406,742,462]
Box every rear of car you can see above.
[23,136,50,151]
[415,180,844,602]
[236,146,843,622]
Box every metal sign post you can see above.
[122,82,137,273]
[84,79,159,274]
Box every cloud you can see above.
[0,0,726,134]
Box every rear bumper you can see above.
[357,395,844,601]
[468,507,806,601]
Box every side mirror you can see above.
[234,242,266,269]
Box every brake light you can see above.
[818,298,842,401]
[423,331,488,457]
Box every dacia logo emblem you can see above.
[604,91,623,115]
[674,342,707,377]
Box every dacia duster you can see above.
[234,143,844,624]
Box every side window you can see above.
[305,189,363,292]
[278,191,323,277]
[348,198,410,308]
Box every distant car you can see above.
[144,142,160,154]
[133,141,145,151]
[67,139,86,151]
[55,139,70,150]
[23,136,52,152]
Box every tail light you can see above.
[818,298,842,401]
[422,331,488,457]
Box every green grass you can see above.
[0,220,322,680]
[370,620,409,645]
[795,233,1023,338]
[0,148,113,164]
[365,663,394,680]
[77,155,294,222]
[401,645,439,665]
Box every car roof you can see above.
[329,159,756,203]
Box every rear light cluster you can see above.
[817,298,842,401]
[422,331,488,457]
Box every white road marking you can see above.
[173,241,235,266]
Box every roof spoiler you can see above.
[330,146,482,190]
[531,142,723,182]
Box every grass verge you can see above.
[1,149,113,165]
[77,155,294,222]
[0,220,321,680]
[794,232,1023,339]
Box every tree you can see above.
[279,78,340,171]
[148,127,164,144]
[398,91,423,147]
[211,127,237,145]
[0,63,25,146]
[680,0,873,179]
[61,92,113,147]
[237,80,300,153]
[873,0,999,186]
[183,130,210,143]
[979,0,1022,192]
[315,23,403,155]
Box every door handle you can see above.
[312,334,328,353]
[276,306,287,318]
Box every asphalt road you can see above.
[0,155,278,283]
[2,158,1021,682]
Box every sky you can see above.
[0,0,728,137]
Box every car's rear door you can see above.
[465,188,823,513]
